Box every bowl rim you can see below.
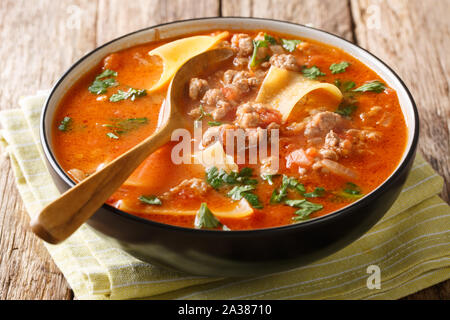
[40,16,419,235]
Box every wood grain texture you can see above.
[96,0,220,45]
[222,0,354,41]
[351,0,450,300]
[0,0,219,300]
[0,0,98,300]
[0,0,448,299]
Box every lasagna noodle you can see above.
[118,198,253,218]
[256,66,343,121]
[148,32,229,92]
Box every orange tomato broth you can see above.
[52,30,407,230]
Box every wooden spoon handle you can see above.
[31,123,174,244]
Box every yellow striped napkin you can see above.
[0,91,449,300]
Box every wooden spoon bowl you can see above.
[31,48,234,244]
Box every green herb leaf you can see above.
[243,192,263,209]
[343,182,363,196]
[197,105,212,121]
[270,187,288,204]
[281,39,302,52]
[353,80,386,93]
[96,69,118,79]
[208,121,222,126]
[106,132,119,139]
[261,174,279,185]
[110,88,147,102]
[103,117,148,138]
[264,33,277,45]
[303,187,326,198]
[227,185,255,200]
[302,66,326,79]
[250,39,269,67]
[270,175,305,204]
[138,195,162,205]
[330,61,350,74]
[88,69,118,94]
[285,199,323,221]
[58,116,72,132]
[195,203,221,229]
[205,167,224,189]
[335,103,358,117]
[282,175,306,193]
[335,80,356,92]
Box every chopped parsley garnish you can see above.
[330,61,350,74]
[281,39,302,52]
[110,88,147,102]
[303,187,326,198]
[195,203,231,230]
[261,174,279,185]
[302,66,326,79]
[344,182,362,195]
[264,33,277,45]
[138,195,162,205]
[205,167,262,209]
[335,79,356,92]
[106,132,119,139]
[242,193,263,209]
[335,103,358,117]
[353,80,386,93]
[208,121,222,127]
[197,105,211,121]
[270,175,305,204]
[58,116,72,132]
[227,185,255,200]
[103,117,148,138]
[334,79,358,117]
[88,69,118,94]
[285,199,323,221]
[334,182,364,201]
[250,39,270,68]
[195,203,221,229]
[206,166,257,189]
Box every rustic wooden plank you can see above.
[222,0,354,41]
[0,0,99,299]
[96,0,220,45]
[351,0,450,300]
[0,0,220,300]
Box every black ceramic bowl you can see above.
[40,18,419,277]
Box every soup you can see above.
[52,30,407,230]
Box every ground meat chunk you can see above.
[235,103,282,129]
[163,178,210,200]
[269,54,300,71]
[304,111,348,141]
[189,78,208,100]
[236,103,262,128]
[211,100,233,120]
[201,88,224,105]
[223,70,260,96]
[200,87,235,120]
[233,57,249,67]
[231,33,253,57]
[319,130,341,160]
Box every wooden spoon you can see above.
[31,48,234,244]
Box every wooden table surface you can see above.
[0,0,448,300]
